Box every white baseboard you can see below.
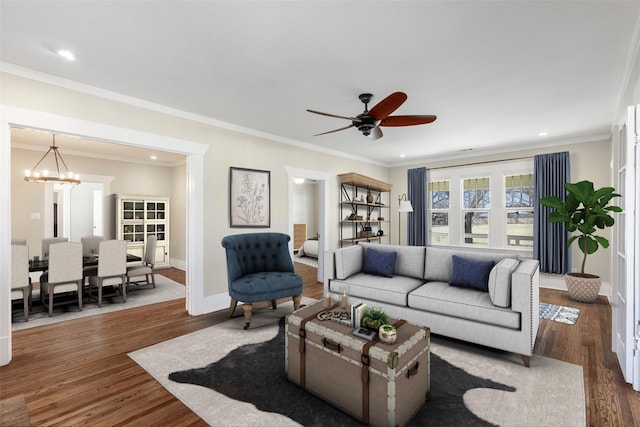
[170,258,186,271]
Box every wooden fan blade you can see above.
[369,126,383,141]
[307,109,362,123]
[380,115,437,127]
[368,92,407,120]
[314,124,354,136]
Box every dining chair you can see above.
[42,237,68,259]
[11,244,31,321]
[81,235,105,257]
[40,242,83,317]
[126,235,157,289]
[88,239,127,307]
[81,235,105,282]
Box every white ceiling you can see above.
[2,1,639,166]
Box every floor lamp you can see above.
[398,194,413,245]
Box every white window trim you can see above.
[427,159,533,252]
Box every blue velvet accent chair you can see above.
[221,232,303,329]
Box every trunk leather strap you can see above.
[298,302,339,389]
[361,319,406,425]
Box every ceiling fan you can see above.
[307,92,436,141]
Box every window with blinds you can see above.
[505,174,534,247]
[462,177,490,245]
[426,158,533,250]
[428,180,449,243]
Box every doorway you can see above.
[1,106,208,366]
[47,176,112,241]
[286,166,331,283]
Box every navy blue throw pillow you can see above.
[363,248,397,278]
[449,255,495,292]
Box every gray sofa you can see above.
[323,242,540,366]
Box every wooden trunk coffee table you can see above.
[285,301,430,426]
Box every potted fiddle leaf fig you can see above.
[540,180,622,303]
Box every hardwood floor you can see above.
[1,263,638,426]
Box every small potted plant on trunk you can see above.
[361,306,388,331]
[540,180,622,303]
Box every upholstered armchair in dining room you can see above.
[221,232,303,329]
[88,239,127,307]
[41,237,68,259]
[126,235,157,289]
[81,235,105,257]
[81,235,105,282]
[40,242,83,316]
[11,244,31,321]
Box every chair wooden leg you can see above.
[228,298,238,318]
[293,294,302,310]
[242,303,253,330]
[521,354,531,368]
[23,292,29,321]
[271,299,277,310]
[48,289,54,317]
[98,278,103,308]
[121,275,127,303]
[77,280,83,312]
[150,272,156,288]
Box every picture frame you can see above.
[229,167,271,228]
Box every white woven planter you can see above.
[565,273,602,303]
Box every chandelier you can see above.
[24,134,81,184]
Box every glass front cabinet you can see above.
[115,194,170,268]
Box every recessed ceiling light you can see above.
[399,154,406,158]
[538,132,548,137]
[57,50,75,61]
[150,155,157,160]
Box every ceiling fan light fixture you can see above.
[24,134,81,185]
[308,91,435,140]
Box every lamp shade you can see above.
[398,200,413,213]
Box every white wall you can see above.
[292,181,319,238]
[170,162,187,269]
[11,146,181,259]
[2,72,389,300]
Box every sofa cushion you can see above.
[335,245,363,280]
[424,247,516,282]
[329,273,424,306]
[360,242,425,279]
[488,258,519,307]
[449,255,495,292]
[408,282,520,329]
[363,248,397,278]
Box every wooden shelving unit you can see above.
[338,173,392,247]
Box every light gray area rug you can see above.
[130,299,586,427]
[12,275,185,331]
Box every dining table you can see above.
[28,254,142,272]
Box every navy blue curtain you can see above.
[534,151,571,274]
[407,167,427,246]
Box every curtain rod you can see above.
[425,155,534,171]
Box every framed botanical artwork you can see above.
[229,167,271,228]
